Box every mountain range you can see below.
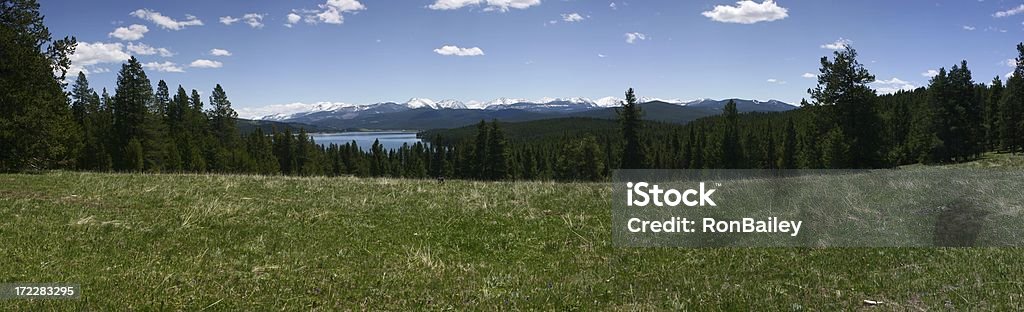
[256,97,796,131]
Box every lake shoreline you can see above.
[309,131,425,151]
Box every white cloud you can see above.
[801,72,816,78]
[562,13,584,22]
[994,4,1024,17]
[189,59,224,68]
[108,24,148,41]
[221,14,264,28]
[609,2,617,10]
[434,45,485,56]
[701,0,788,24]
[142,61,185,73]
[131,9,203,30]
[872,77,916,94]
[243,13,265,28]
[1007,59,1019,67]
[428,0,541,12]
[922,69,939,78]
[311,0,366,24]
[766,78,787,84]
[963,25,976,31]
[126,42,174,57]
[210,49,232,56]
[820,38,851,50]
[286,13,302,25]
[625,32,647,44]
[68,42,132,76]
[220,16,240,25]
[598,53,607,58]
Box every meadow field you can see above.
[3,155,1024,310]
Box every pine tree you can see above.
[820,127,850,168]
[555,136,604,181]
[273,128,295,174]
[618,88,646,169]
[0,0,79,170]
[986,77,1004,150]
[144,80,173,171]
[186,89,208,171]
[95,89,115,170]
[124,138,144,172]
[808,45,882,168]
[948,61,982,161]
[473,120,490,179]
[720,100,742,168]
[208,84,239,147]
[1001,43,1024,154]
[70,72,107,170]
[112,57,153,171]
[682,128,695,169]
[369,139,385,176]
[246,128,279,175]
[780,118,797,169]
[763,125,777,169]
[70,72,91,126]
[796,114,822,169]
[487,120,509,180]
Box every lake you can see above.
[309,131,422,151]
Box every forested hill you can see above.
[569,101,722,125]
[235,119,332,134]
[420,117,693,145]
[422,118,620,144]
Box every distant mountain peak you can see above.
[404,98,437,109]
[594,97,623,107]
[640,96,687,104]
[435,99,468,109]
[484,97,530,106]
[254,96,796,121]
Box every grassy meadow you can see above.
[2,154,1024,310]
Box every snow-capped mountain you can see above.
[435,99,468,109]
[640,97,688,105]
[685,98,795,112]
[484,97,599,113]
[403,98,469,109]
[259,102,358,121]
[260,102,405,121]
[483,97,531,107]
[404,98,437,109]
[254,96,796,121]
[594,97,623,107]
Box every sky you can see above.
[41,0,1024,118]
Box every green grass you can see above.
[3,156,1024,309]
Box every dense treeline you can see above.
[3,0,1024,182]
[421,44,1024,180]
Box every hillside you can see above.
[3,158,1023,309]
[418,102,727,143]
[235,118,333,134]
[420,117,621,143]
[567,101,723,124]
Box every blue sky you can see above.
[43,0,1024,118]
